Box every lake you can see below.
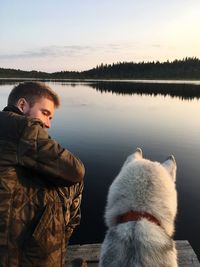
[0,79,200,259]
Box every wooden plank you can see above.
[177,240,200,267]
[67,243,100,262]
[66,240,200,267]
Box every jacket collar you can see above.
[3,105,24,115]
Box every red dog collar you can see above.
[117,211,161,227]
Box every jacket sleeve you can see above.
[65,181,84,243]
[17,118,85,186]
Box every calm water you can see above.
[0,80,200,259]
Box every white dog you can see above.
[99,148,178,267]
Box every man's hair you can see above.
[7,81,60,108]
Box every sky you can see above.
[1,0,200,72]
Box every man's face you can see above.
[18,97,55,129]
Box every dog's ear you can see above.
[162,155,177,182]
[122,148,143,169]
[133,147,143,160]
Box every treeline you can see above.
[1,57,200,79]
[0,68,80,79]
[83,57,200,79]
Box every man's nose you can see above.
[45,118,51,129]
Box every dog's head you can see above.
[122,147,176,182]
[105,148,177,236]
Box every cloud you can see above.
[151,44,162,48]
[0,43,140,61]
[0,45,96,60]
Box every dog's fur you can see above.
[99,148,178,267]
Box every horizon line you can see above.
[0,56,199,74]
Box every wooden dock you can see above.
[66,240,200,266]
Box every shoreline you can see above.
[1,77,200,85]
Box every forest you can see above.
[1,57,200,79]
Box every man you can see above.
[0,82,85,267]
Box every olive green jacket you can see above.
[0,106,85,267]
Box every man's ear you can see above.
[162,155,177,182]
[16,98,29,113]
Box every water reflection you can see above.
[1,79,200,100]
[88,81,200,100]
